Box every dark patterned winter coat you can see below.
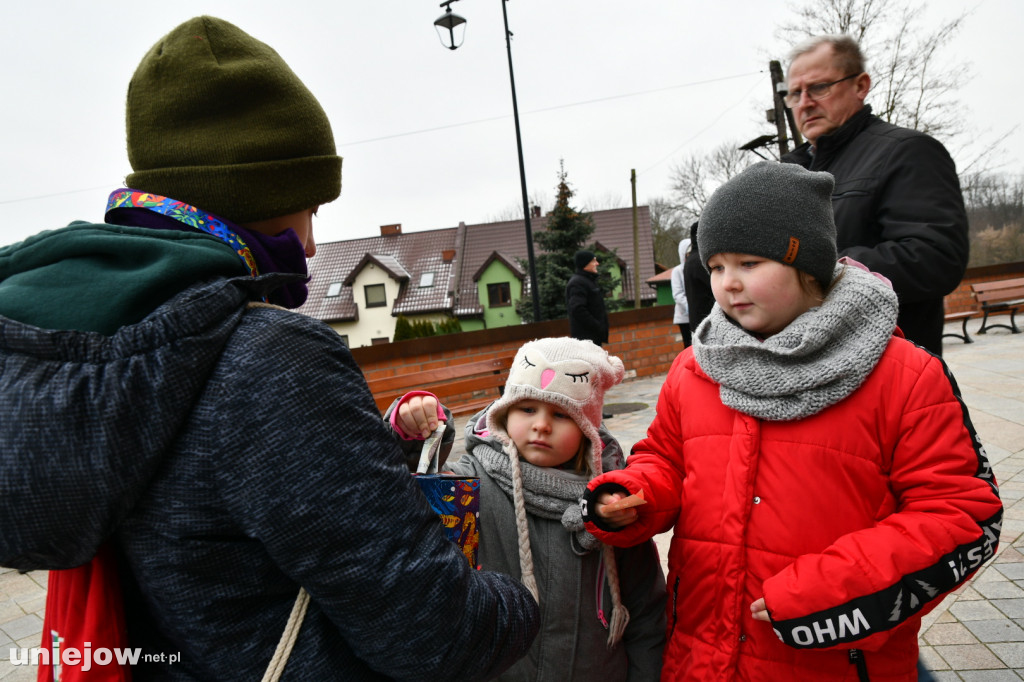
[0,223,539,681]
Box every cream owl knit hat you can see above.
[486,337,624,473]
[486,337,630,646]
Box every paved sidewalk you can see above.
[2,322,1020,680]
[0,571,45,681]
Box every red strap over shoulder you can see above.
[38,542,131,682]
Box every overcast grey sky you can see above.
[1,0,1020,249]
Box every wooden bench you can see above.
[973,277,1024,335]
[367,352,516,417]
[943,309,977,344]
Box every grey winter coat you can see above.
[444,409,667,681]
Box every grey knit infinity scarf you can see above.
[474,445,601,552]
[693,264,898,421]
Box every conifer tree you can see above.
[393,315,415,341]
[518,163,619,322]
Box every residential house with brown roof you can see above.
[297,207,655,347]
[646,267,677,306]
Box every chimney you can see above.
[531,205,541,218]
[380,224,402,236]
[442,249,456,263]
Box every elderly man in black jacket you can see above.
[782,35,968,356]
[566,250,610,346]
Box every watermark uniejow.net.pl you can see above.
[8,641,181,673]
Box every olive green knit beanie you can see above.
[125,16,342,224]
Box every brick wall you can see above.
[350,305,681,408]
[605,307,682,378]
[944,262,1024,313]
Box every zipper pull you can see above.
[848,649,870,682]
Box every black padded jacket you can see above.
[782,105,969,355]
[566,270,609,345]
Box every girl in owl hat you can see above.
[418,337,666,680]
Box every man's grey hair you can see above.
[787,35,867,77]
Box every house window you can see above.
[371,337,389,345]
[364,283,387,308]
[325,282,343,297]
[338,335,349,347]
[487,282,511,307]
[419,272,435,288]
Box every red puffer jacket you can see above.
[585,340,1002,681]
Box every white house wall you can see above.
[336,264,402,348]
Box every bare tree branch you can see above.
[667,142,758,224]
[776,0,969,142]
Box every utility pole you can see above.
[631,169,640,309]
[769,60,791,157]
[770,59,803,151]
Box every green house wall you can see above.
[655,281,674,306]
[475,261,524,329]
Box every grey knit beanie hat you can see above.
[125,16,342,224]
[697,162,838,290]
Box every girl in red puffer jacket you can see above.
[582,162,1002,682]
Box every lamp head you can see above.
[434,5,466,50]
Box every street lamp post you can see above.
[434,0,542,322]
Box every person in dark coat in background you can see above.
[781,34,969,356]
[0,16,539,681]
[683,222,715,329]
[566,249,609,346]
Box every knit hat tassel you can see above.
[509,444,540,603]
[602,544,630,648]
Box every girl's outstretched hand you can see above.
[595,491,640,529]
[397,394,445,439]
[750,598,770,622]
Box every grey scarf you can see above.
[474,445,601,552]
[693,264,898,421]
